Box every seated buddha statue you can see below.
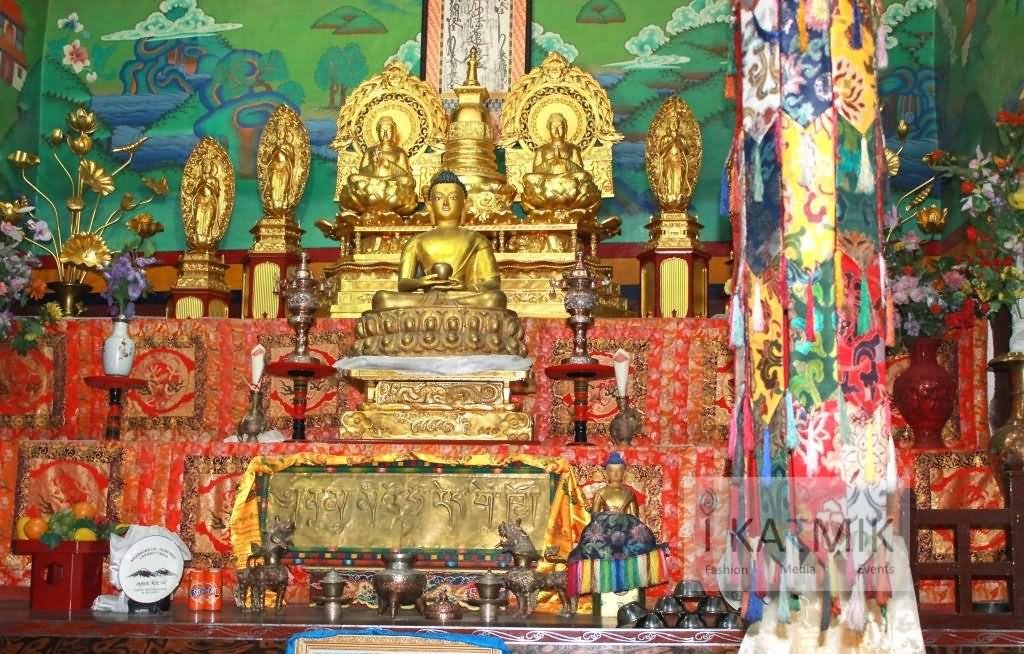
[338,116,419,215]
[566,453,669,599]
[521,112,601,216]
[371,170,506,311]
[352,171,526,358]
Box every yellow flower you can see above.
[126,213,164,239]
[60,233,111,270]
[45,302,64,321]
[79,160,114,196]
[142,176,169,196]
[67,107,98,134]
[8,151,40,169]
[68,133,93,156]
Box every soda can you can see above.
[206,568,223,611]
[187,569,211,611]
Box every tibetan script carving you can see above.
[264,470,551,551]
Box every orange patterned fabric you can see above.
[0,317,734,443]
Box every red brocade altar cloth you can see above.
[0,318,996,607]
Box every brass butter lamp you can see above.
[264,253,335,440]
[545,250,614,445]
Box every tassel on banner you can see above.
[858,275,872,335]
[857,136,874,194]
[820,570,832,632]
[886,433,899,493]
[839,396,852,448]
[752,145,765,202]
[846,572,866,632]
[797,0,810,52]
[743,396,755,451]
[785,390,799,450]
[876,23,889,69]
[865,412,877,483]
[725,73,737,100]
[731,293,746,348]
[885,288,896,346]
[761,427,773,487]
[851,0,864,49]
[805,278,816,342]
[752,279,766,332]
[876,546,893,607]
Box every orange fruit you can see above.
[71,502,97,520]
[23,517,48,540]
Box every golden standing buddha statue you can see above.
[521,112,601,216]
[338,116,419,216]
[171,137,235,317]
[352,170,525,357]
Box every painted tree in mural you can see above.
[315,44,368,109]
[726,0,923,651]
[576,0,626,24]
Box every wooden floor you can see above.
[1,596,1023,653]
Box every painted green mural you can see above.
[1,0,422,254]
[0,0,47,182]
[0,0,990,254]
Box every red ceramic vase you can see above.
[892,336,957,448]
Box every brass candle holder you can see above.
[551,249,610,365]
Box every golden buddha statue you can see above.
[171,137,235,317]
[352,170,525,357]
[566,453,668,600]
[521,112,601,215]
[645,96,701,213]
[181,138,234,253]
[338,116,419,216]
[501,51,622,224]
[371,171,505,310]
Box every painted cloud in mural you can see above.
[607,24,691,69]
[881,0,936,49]
[101,0,242,42]
[386,33,421,71]
[532,22,579,62]
[665,0,730,35]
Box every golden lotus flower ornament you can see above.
[60,232,111,269]
[8,151,40,169]
[142,176,169,196]
[79,160,114,196]
[127,212,164,239]
[48,129,65,147]
[68,133,93,156]
[68,107,98,134]
[916,205,949,234]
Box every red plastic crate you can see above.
[12,540,109,612]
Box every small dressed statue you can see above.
[339,116,419,216]
[566,453,669,599]
[371,170,507,311]
[521,113,601,216]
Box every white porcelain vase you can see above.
[102,316,135,376]
[1011,256,1024,354]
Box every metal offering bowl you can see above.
[616,601,649,628]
